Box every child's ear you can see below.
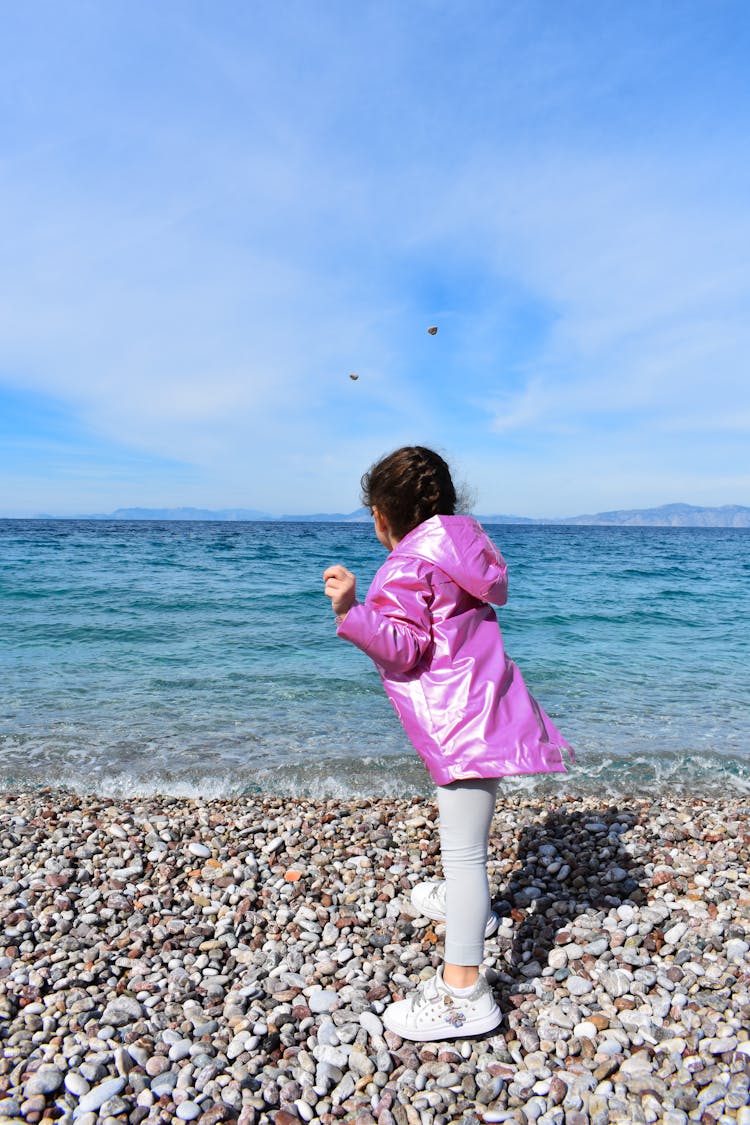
[372,506,387,532]
[372,507,398,549]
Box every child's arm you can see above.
[334,567,432,675]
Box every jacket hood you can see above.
[394,514,508,605]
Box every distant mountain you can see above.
[69,506,274,521]
[279,508,370,522]
[556,503,750,527]
[477,514,539,524]
[25,502,750,526]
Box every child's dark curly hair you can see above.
[361,446,457,540]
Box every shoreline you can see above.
[1,789,749,1125]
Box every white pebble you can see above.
[176,1102,201,1121]
[308,989,338,1014]
[597,1038,624,1057]
[74,1077,126,1115]
[227,1032,251,1059]
[313,1043,349,1069]
[655,1037,687,1055]
[359,1010,383,1038]
[702,1035,738,1054]
[583,938,608,956]
[566,975,594,997]
[168,1039,192,1062]
[618,1054,653,1078]
[726,938,749,962]
[64,1072,91,1097]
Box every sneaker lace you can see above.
[425,882,445,909]
[409,975,440,1012]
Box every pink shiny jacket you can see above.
[337,514,574,786]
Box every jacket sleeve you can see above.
[485,557,508,606]
[477,533,508,606]
[336,562,432,675]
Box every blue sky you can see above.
[2,1,749,517]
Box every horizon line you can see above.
[2,500,750,526]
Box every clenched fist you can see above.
[323,565,357,618]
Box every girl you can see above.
[323,446,573,1041]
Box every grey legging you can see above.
[437,776,500,965]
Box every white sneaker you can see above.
[411,881,500,937]
[383,966,501,1041]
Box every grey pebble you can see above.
[24,1065,64,1096]
[150,1070,178,1096]
[101,996,145,1025]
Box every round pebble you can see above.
[64,1072,91,1097]
[176,1102,201,1121]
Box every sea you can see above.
[1,520,748,801]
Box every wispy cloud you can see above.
[1,2,749,515]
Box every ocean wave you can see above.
[2,747,748,802]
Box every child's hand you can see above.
[323,565,357,618]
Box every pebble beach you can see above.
[1,789,749,1125]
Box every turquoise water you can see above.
[1,520,748,798]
